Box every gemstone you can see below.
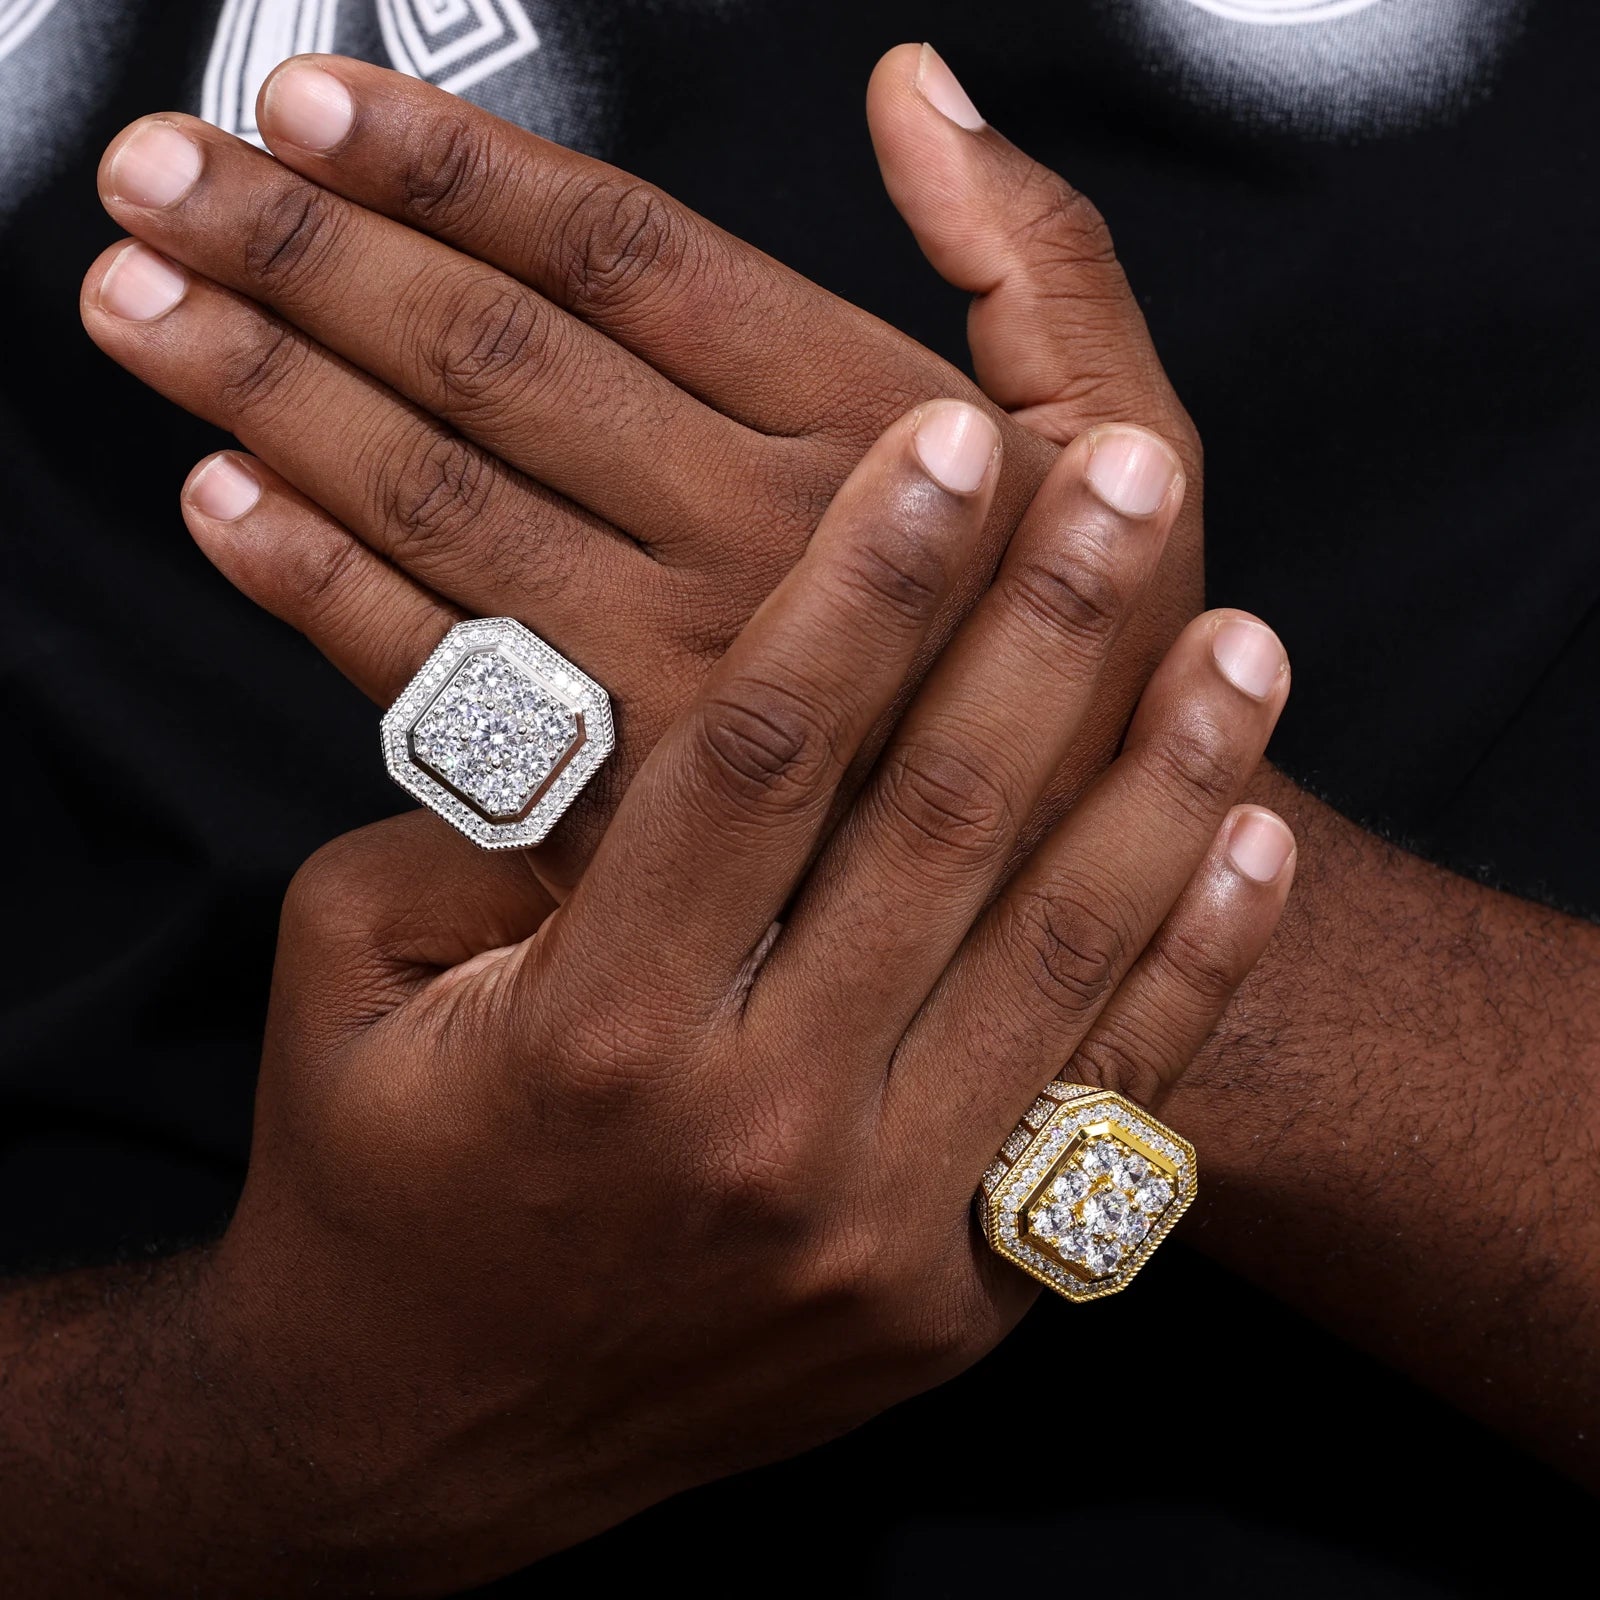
[1081,1188,1131,1237]
[1080,1235,1123,1276]
[1047,1166,1091,1204]
[1134,1175,1175,1214]
[1117,1208,1152,1245]
[1029,1202,1077,1241]
[1057,1225,1093,1263]
[1080,1138,1119,1177]
[1110,1148,1150,1188]
[411,650,579,819]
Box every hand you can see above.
[2,410,1291,1593]
[80,49,1201,893]
[871,49,1600,1492]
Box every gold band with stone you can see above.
[979,1082,1196,1303]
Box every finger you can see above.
[894,608,1290,1151]
[1066,806,1297,1110]
[271,809,556,1055]
[98,114,761,554]
[868,45,1202,702]
[249,54,953,443]
[181,451,460,705]
[80,241,655,653]
[755,423,1182,1046]
[867,43,1192,444]
[542,402,1000,1012]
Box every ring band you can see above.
[979,1082,1196,1303]
[382,617,615,850]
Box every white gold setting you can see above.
[382,617,614,850]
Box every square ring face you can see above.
[382,618,614,849]
[981,1088,1196,1303]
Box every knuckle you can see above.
[1011,169,1118,274]
[1071,1030,1165,1110]
[382,433,495,559]
[1151,922,1245,1011]
[692,675,838,815]
[833,534,949,628]
[558,177,693,317]
[998,542,1126,658]
[1005,881,1129,1017]
[876,736,1017,864]
[244,182,346,294]
[215,319,308,423]
[699,1120,813,1230]
[284,524,365,620]
[1140,717,1240,824]
[282,835,367,942]
[400,112,494,231]
[428,271,551,413]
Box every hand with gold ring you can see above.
[1,402,1292,1590]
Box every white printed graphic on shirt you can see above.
[375,0,539,96]
[0,0,61,62]
[202,0,541,146]
[1135,0,1528,137]
[1178,0,1382,22]
[202,0,340,145]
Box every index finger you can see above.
[253,54,949,441]
[537,401,1000,1016]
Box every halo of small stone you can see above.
[381,618,615,851]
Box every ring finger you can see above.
[896,608,1291,1154]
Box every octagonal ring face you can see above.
[382,618,615,850]
[979,1084,1196,1303]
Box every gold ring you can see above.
[978,1082,1196,1303]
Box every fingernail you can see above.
[916,44,985,131]
[1212,617,1286,700]
[1085,428,1180,518]
[187,456,262,522]
[262,63,354,152]
[99,242,187,322]
[914,400,999,494]
[109,121,202,208]
[1226,809,1295,884]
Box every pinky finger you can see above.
[1066,805,1296,1110]
[181,450,461,705]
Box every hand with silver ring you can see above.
[81,49,1203,894]
[14,406,1298,1591]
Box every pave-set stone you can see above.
[383,618,614,850]
[979,1085,1196,1303]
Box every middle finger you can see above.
[754,424,1182,1046]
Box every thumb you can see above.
[866,43,1193,458]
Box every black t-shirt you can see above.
[2,3,1595,1594]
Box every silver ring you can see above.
[381,618,615,850]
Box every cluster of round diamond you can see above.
[411,651,579,820]
[1026,1132,1177,1279]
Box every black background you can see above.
[1,2,1595,1593]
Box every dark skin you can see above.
[1,33,1595,1588]
[91,46,1596,1483]
[0,406,1295,1592]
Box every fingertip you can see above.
[914,44,986,131]
[911,398,1001,496]
[1077,424,1186,522]
[1208,612,1291,704]
[1222,805,1297,887]
[184,452,263,525]
[258,54,357,155]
